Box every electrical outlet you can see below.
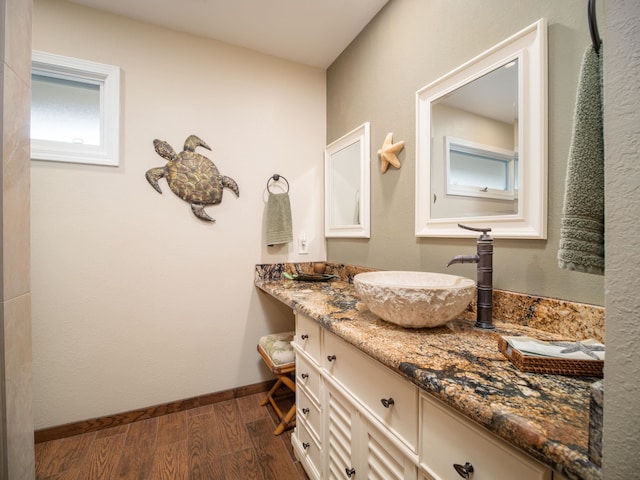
[299,232,309,255]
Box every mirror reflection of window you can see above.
[445,136,516,198]
[450,150,509,191]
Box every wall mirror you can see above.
[325,122,371,238]
[416,19,547,238]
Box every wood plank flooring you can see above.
[35,392,309,480]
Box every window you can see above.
[444,136,517,200]
[31,51,121,166]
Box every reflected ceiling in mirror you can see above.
[416,19,547,238]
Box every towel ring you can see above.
[588,0,601,54]
[267,174,289,193]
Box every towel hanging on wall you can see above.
[558,44,604,275]
[266,174,293,246]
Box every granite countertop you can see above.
[255,264,602,480]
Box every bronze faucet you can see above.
[447,224,494,329]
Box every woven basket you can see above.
[498,336,603,378]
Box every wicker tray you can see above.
[498,336,603,377]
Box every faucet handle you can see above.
[457,223,491,234]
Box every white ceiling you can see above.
[66,0,389,68]
[439,60,519,124]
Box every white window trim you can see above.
[444,136,517,200]
[31,51,121,166]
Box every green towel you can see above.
[266,192,293,246]
[558,45,604,275]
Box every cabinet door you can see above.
[419,394,551,480]
[360,418,418,480]
[326,385,358,480]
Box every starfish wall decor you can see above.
[377,132,405,173]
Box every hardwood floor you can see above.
[35,392,309,480]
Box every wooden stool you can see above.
[257,331,296,435]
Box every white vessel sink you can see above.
[353,271,475,328]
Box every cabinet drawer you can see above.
[323,330,418,452]
[295,347,322,404]
[294,312,321,363]
[419,393,551,480]
[298,385,322,442]
[293,420,322,480]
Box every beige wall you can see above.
[327,0,604,306]
[31,0,326,429]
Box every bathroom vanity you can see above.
[255,264,602,480]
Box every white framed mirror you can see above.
[416,19,547,238]
[325,122,371,238]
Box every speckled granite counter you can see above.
[255,263,602,480]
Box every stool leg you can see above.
[260,373,297,435]
[261,377,284,406]
[274,404,296,436]
[279,375,296,393]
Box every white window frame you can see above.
[31,51,121,166]
[444,136,517,200]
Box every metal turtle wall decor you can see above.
[145,134,239,222]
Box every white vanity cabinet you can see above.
[292,311,556,480]
[293,312,418,479]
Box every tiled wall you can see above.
[1,0,35,476]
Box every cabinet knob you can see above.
[302,408,310,415]
[453,462,474,479]
[301,334,309,340]
[380,397,395,408]
[345,467,356,478]
[301,373,309,379]
[302,442,310,450]
[327,354,337,362]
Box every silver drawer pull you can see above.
[345,467,356,478]
[380,397,395,408]
[300,334,309,340]
[301,373,309,379]
[453,462,474,479]
[327,354,337,362]
[302,442,310,450]
[302,408,310,415]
